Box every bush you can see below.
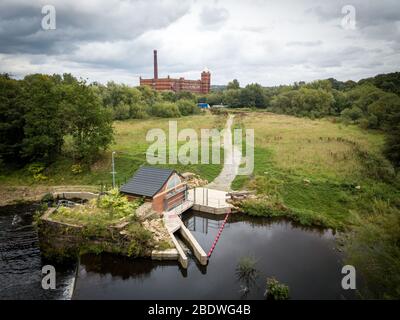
[71,164,83,175]
[98,188,138,218]
[126,223,153,257]
[27,162,47,181]
[176,99,200,116]
[113,103,130,120]
[345,207,400,299]
[41,193,54,203]
[265,277,289,300]
[341,106,363,122]
[129,103,148,119]
[149,102,181,118]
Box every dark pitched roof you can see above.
[120,166,176,197]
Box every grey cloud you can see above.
[0,0,191,55]
[286,40,323,47]
[307,0,400,28]
[199,6,229,27]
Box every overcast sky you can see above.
[0,0,399,86]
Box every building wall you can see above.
[140,72,211,94]
[122,173,188,214]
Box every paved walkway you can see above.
[206,114,242,191]
[188,188,230,208]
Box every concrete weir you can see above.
[161,187,232,268]
[163,210,208,268]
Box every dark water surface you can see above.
[73,211,353,300]
[0,203,76,300]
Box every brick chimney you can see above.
[153,50,158,79]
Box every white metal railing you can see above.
[167,200,194,216]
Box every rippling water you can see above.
[0,203,76,300]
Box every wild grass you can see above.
[239,112,384,182]
[232,111,400,299]
[0,114,227,187]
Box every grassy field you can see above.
[0,113,226,188]
[232,112,399,228]
[230,111,400,299]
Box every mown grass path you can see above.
[207,114,242,191]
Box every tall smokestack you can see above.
[153,50,158,79]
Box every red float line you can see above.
[207,212,231,257]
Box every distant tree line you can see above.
[91,82,199,120]
[0,73,201,169]
[199,73,400,170]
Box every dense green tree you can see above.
[0,74,25,164]
[240,83,267,108]
[206,92,224,105]
[227,79,240,90]
[175,91,196,102]
[176,99,199,116]
[384,107,400,170]
[223,89,241,107]
[358,72,400,96]
[21,74,66,163]
[61,80,114,164]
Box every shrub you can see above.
[98,188,138,218]
[265,277,289,300]
[41,193,54,203]
[149,102,181,118]
[176,99,200,116]
[129,103,148,119]
[345,207,400,299]
[126,223,153,257]
[113,103,130,120]
[341,106,363,122]
[71,164,83,175]
[27,162,47,181]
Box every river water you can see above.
[0,203,353,300]
[0,203,76,300]
[72,211,353,300]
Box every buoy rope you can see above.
[207,211,231,257]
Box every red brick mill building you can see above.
[140,50,211,94]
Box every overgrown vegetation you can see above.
[0,114,225,187]
[48,189,153,258]
[92,81,200,120]
[232,112,399,299]
[201,73,400,170]
[52,189,139,225]
[265,278,290,300]
[344,202,400,299]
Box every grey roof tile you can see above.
[120,166,175,197]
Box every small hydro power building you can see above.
[120,167,189,214]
